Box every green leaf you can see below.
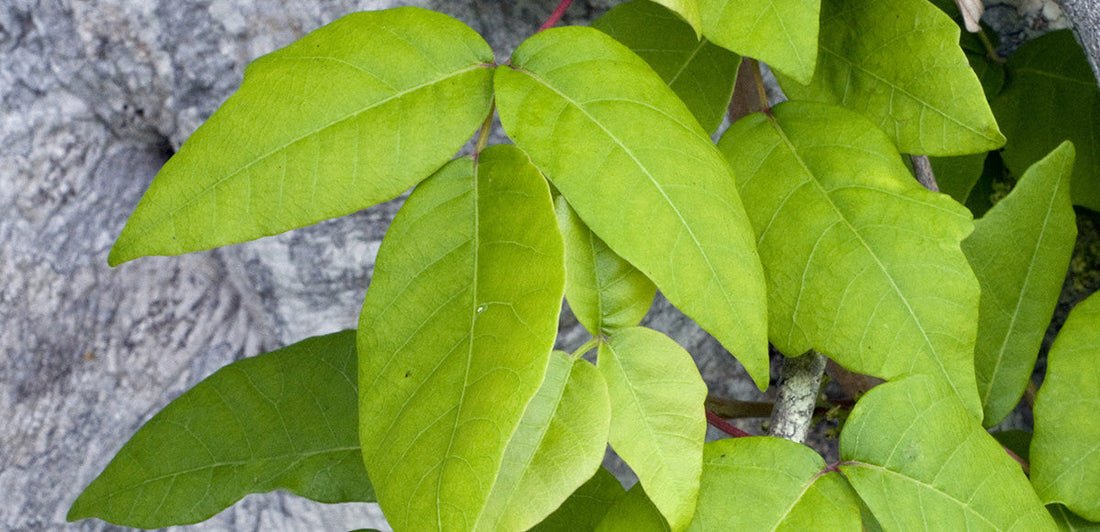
[698,0,820,84]
[1050,504,1100,531]
[476,352,612,531]
[686,437,861,530]
[718,101,983,416]
[777,0,1004,155]
[1031,290,1100,521]
[840,376,1056,530]
[959,30,1005,98]
[357,145,564,531]
[992,430,1033,463]
[68,331,372,527]
[530,468,627,532]
[598,327,707,530]
[650,0,703,36]
[595,483,671,532]
[992,30,1100,211]
[592,0,741,134]
[963,141,1077,427]
[840,375,1056,529]
[929,153,988,208]
[556,198,656,335]
[496,26,769,388]
[109,8,495,265]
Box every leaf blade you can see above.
[778,0,1003,155]
[496,26,769,388]
[840,376,1056,530]
[963,142,1077,427]
[593,0,740,134]
[68,331,372,527]
[687,437,861,530]
[718,101,982,416]
[698,0,820,84]
[992,30,1100,211]
[1031,290,1100,521]
[599,327,707,531]
[109,8,494,265]
[357,145,565,531]
[476,353,612,532]
[556,198,656,335]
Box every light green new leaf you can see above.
[496,26,769,388]
[698,0,820,84]
[592,0,741,134]
[109,8,495,265]
[778,0,1004,155]
[357,145,564,531]
[595,483,671,532]
[687,437,861,530]
[477,352,612,532]
[530,468,627,532]
[840,376,1056,530]
[598,327,707,531]
[718,101,982,416]
[992,30,1100,211]
[1050,505,1100,531]
[68,331,372,528]
[963,142,1077,427]
[1032,290,1100,521]
[556,198,656,335]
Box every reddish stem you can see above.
[1004,445,1030,475]
[538,0,575,32]
[706,409,752,438]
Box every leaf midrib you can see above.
[845,462,1000,528]
[123,64,487,247]
[820,45,1000,146]
[513,66,738,320]
[767,117,962,402]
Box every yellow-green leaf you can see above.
[687,437,861,530]
[599,327,707,531]
[964,142,1077,427]
[110,8,494,265]
[556,198,656,335]
[778,0,1003,155]
[477,353,611,531]
[1032,290,1100,521]
[698,0,820,84]
[841,376,1056,530]
[718,101,982,416]
[357,145,564,531]
[496,26,769,388]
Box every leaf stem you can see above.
[538,0,574,33]
[706,409,752,438]
[473,103,495,159]
[570,336,600,359]
[977,29,1005,63]
[909,155,940,192]
[768,350,827,444]
[747,58,772,117]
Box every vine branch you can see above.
[768,350,827,444]
[538,0,574,32]
[706,409,752,438]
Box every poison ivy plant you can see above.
[67,331,371,528]
[992,29,1100,212]
[1031,290,1100,521]
[963,141,1077,427]
[72,1,1100,531]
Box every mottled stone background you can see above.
[2,1,1095,530]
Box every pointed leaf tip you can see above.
[110,7,494,264]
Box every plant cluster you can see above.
[68,0,1100,530]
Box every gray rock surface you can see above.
[2,0,1091,530]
